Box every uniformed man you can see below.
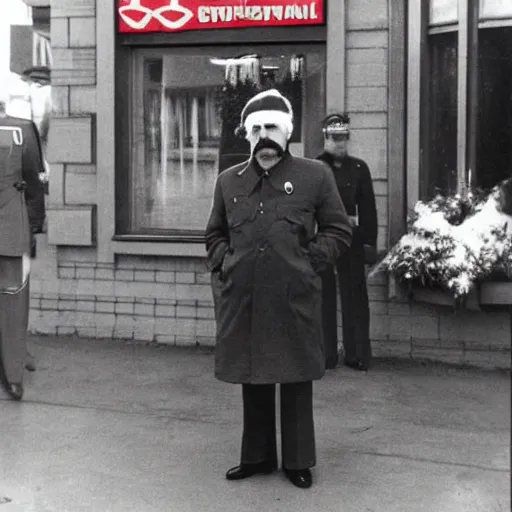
[0,93,46,400]
[317,113,378,371]
[206,90,352,488]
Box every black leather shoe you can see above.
[226,461,277,480]
[344,359,368,372]
[25,352,36,372]
[8,383,24,401]
[325,356,339,369]
[283,468,312,489]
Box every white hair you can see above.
[244,110,294,141]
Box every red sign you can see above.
[118,0,324,33]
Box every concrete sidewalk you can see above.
[0,336,510,512]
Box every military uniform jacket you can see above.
[317,152,378,248]
[0,116,46,257]
[205,152,352,384]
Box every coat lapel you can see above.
[231,153,297,198]
[233,161,262,197]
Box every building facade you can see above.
[25,0,512,369]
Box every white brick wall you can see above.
[31,0,510,370]
[29,255,220,348]
[26,250,511,369]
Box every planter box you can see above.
[394,279,480,311]
[479,281,512,307]
[391,277,512,310]
[410,286,458,307]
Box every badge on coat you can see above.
[284,181,294,195]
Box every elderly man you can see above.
[205,90,352,489]
[0,93,46,400]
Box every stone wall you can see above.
[47,0,96,247]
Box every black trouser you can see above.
[320,240,372,367]
[240,381,315,470]
[0,256,29,387]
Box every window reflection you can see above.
[131,47,325,233]
[424,26,512,196]
[480,0,512,19]
[429,0,458,25]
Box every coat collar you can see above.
[317,151,347,167]
[236,151,294,196]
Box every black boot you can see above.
[283,468,312,489]
[226,461,277,480]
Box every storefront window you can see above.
[413,1,512,200]
[477,27,512,190]
[426,32,458,197]
[129,45,325,234]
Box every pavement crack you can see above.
[1,398,226,426]
[352,449,508,473]
[348,426,374,433]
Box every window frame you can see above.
[407,0,512,211]
[125,43,326,238]
[114,27,327,242]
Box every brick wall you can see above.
[29,231,511,369]
[28,0,510,370]
[365,278,511,369]
[30,238,216,347]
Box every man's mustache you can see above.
[253,138,284,155]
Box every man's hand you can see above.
[348,216,358,227]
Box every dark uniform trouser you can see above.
[241,381,315,470]
[321,240,372,367]
[0,256,28,386]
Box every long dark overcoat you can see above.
[205,152,352,384]
[0,116,46,394]
[0,116,46,256]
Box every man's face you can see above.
[324,133,348,159]
[248,123,288,160]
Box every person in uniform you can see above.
[0,93,46,399]
[205,90,352,489]
[317,113,378,371]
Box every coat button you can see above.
[259,246,266,252]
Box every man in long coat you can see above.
[317,113,378,371]
[205,90,352,489]
[0,95,46,400]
